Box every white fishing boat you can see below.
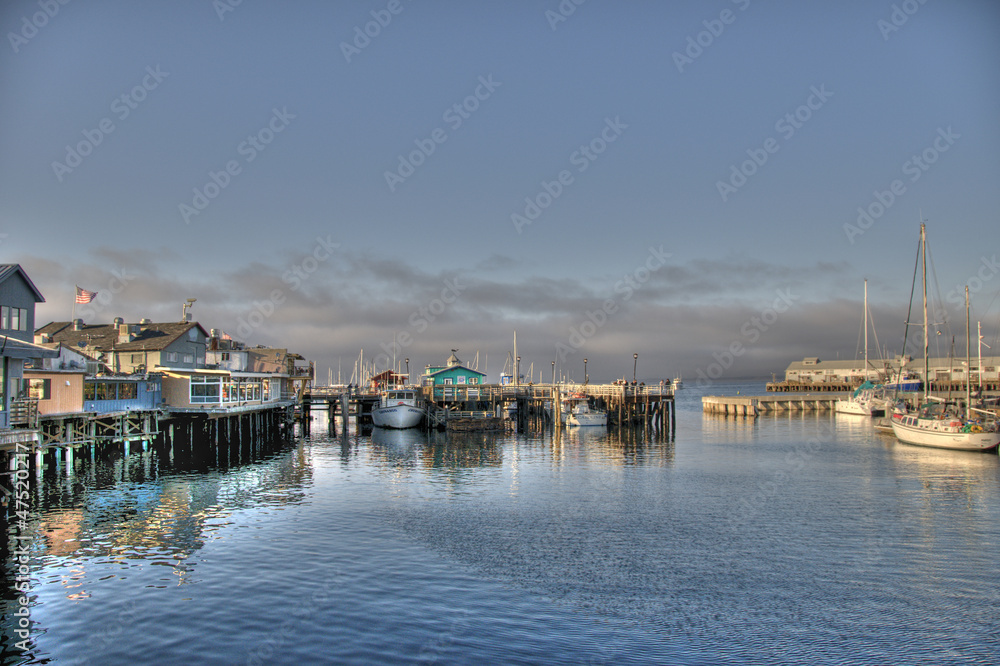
[371,389,425,429]
[547,393,607,427]
[889,224,1000,452]
[836,381,888,416]
[673,375,683,390]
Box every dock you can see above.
[303,382,675,434]
[703,393,844,416]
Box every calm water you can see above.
[3,380,1000,665]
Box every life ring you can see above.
[397,401,405,405]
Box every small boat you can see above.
[371,389,425,429]
[548,393,607,427]
[673,375,683,389]
[835,380,888,416]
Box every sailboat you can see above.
[889,224,1000,451]
[835,279,888,416]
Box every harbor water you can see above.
[3,380,999,665]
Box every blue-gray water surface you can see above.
[3,380,999,664]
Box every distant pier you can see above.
[703,393,843,416]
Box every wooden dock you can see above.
[703,393,844,416]
[303,382,675,434]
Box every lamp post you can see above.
[551,360,555,384]
[633,353,638,383]
[516,356,521,387]
[404,358,409,382]
[583,358,588,385]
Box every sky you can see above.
[2,0,999,385]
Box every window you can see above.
[190,376,222,404]
[469,377,478,385]
[84,382,96,400]
[221,352,230,361]
[1,306,7,329]
[27,378,50,400]
[443,378,453,385]
[131,353,144,364]
[118,383,138,400]
[18,309,27,331]
[95,383,115,400]
[10,308,19,331]
[183,354,194,364]
[166,352,178,363]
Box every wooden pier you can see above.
[703,393,844,416]
[303,383,675,434]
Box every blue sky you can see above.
[2,0,999,383]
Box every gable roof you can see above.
[424,364,486,378]
[35,321,208,353]
[0,264,46,302]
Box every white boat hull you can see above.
[566,411,607,427]
[371,405,424,429]
[834,399,885,417]
[890,415,1000,451]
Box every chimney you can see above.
[113,317,124,326]
[140,318,151,325]
[72,319,84,331]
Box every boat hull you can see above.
[834,399,884,417]
[371,405,424,429]
[566,412,607,427]
[890,416,1000,451]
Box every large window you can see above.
[1,306,7,329]
[190,376,222,404]
[84,381,141,401]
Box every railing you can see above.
[10,398,39,428]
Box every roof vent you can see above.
[140,318,151,325]
[72,319,84,331]
[113,317,124,326]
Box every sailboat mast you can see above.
[966,286,971,419]
[921,223,928,403]
[863,278,869,380]
[978,321,984,393]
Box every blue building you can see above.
[422,351,486,387]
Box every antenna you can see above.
[182,298,197,322]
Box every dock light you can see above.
[633,353,638,383]
[584,358,588,385]
[551,360,555,384]
[405,358,409,379]
[516,356,521,387]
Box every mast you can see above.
[921,223,928,403]
[863,278,868,380]
[978,321,985,394]
[966,286,971,419]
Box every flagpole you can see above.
[72,286,77,322]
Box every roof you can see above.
[0,335,60,359]
[34,321,208,353]
[0,264,46,302]
[424,364,486,378]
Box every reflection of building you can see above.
[422,351,486,387]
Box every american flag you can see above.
[75,286,98,304]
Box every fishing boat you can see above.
[673,375,683,390]
[548,393,607,427]
[835,279,889,416]
[889,224,1000,451]
[371,389,425,429]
